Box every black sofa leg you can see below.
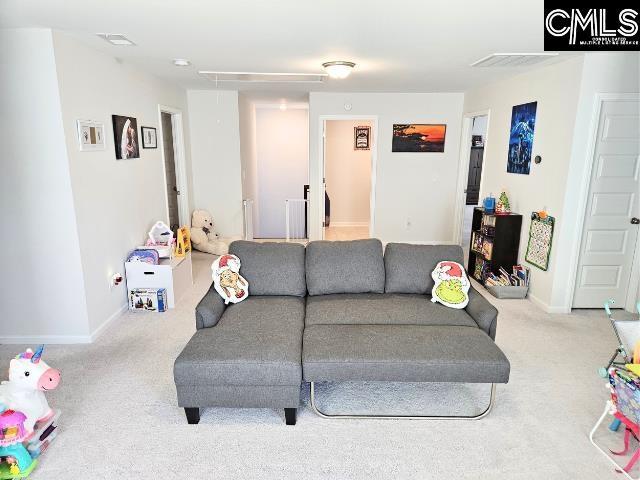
[284,408,297,425]
[184,407,200,424]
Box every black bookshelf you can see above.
[468,207,522,285]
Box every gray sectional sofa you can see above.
[174,239,510,425]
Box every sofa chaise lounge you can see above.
[173,239,510,425]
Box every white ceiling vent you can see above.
[199,71,327,83]
[471,53,558,67]
[97,33,136,46]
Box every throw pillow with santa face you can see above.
[431,261,470,309]
[212,254,249,304]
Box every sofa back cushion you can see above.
[384,243,464,294]
[306,239,385,296]
[229,241,306,296]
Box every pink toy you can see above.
[0,346,61,436]
[0,409,27,446]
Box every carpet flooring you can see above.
[1,251,636,479]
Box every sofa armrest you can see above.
[195,283,226,329]
[465,286,498,340]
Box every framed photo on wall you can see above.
[354,125,371,150]
[141,127,158,149]
[76,120,105,151]
[112,115,139,159]
[507,101,537,175]
[392,124,446,152]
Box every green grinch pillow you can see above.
[431,261,470,309]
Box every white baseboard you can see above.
[0,303,127,345]
[0,334,94,345]
[89,303,127,342]
[528,293,571,314]
[328,222,369,227]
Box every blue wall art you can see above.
[507,101,537,175]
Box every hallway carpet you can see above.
[1,251,633,479]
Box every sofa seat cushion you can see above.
[302,325,510,383]
[305,293,478,328]
[174,296,304,387]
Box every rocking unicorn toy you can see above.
[0,346,61,436]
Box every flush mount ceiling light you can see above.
[470,53,559,67]
[96,33,136,46]
[322,61,356,79]
[173,59,191,67]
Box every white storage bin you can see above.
[125,252,193,308]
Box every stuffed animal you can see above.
[431,261,470,309]
[0,346,60,436]
[190,209,229,255]
[212,254,249,304]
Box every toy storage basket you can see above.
[591,368,640,480]
[610,369,640,429]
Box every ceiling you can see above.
[0,0,575,93]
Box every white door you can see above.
[573,97,640,308]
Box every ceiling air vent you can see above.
[199,71,327,83]
[97,33,136,46]
[471,53,558,67]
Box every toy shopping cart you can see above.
[598,300,640,378]
[591,368,640,479]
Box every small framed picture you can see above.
[112,115,139,159]
[76,120,105,151]
[141,127,157,149]
[354,126,371,150]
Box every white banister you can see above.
[285,199,308,242]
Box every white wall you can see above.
[255,107,309,238]
[238,94,259,236]
[325,120,371,226]
[471,115,488,137]
[309,93,465,242]
[52,31,192,335]
[463,57,585,311]
[0,29,90,341]
[552,53,640,312]
[187,90,244,237]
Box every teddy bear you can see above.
[190,209,230,256]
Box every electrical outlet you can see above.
[109,273,124,291]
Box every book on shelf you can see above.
[484,265,530,287]
[471,232,483,253]
[481,238,493,260]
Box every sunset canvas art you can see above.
[392,124,446,152]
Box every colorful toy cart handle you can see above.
[604,299,615,316]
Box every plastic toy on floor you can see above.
[0,347,61,479]
[0,346,60,436]
[0,407,37,479]
[590,300,640,479]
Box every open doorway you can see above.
[321,118,376,241]
[158,106,189,233]
[238,93,310,241]
[459,114,488,263]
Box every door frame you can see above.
[317,115,378,239]
[157,105,190,228]
[454,110,491,246]
[568,93,640,312]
